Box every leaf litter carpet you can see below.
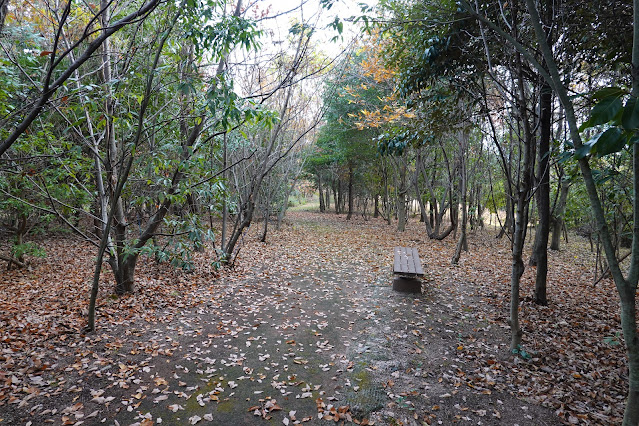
[0,211,628,425]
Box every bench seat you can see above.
[393,246,424,277]
[392,246,424,293]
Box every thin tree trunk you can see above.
[277,175,299,229]
[533,80,552,305]
[396,158,407,232]
[324,180,330,211]
[415,154,434,237]
[452,141,468,265]
[0,0,9,33]
[99,0,131,295]
[476,185,484,228]
[497,164,513,239]
[221,134,229,254]
[374,194,379,218]
[509,25,535,350]
[550,178,570,250]
[383,163,391,225]
[318,173,325,212]
[346,163,354,220]
[224,27,305,258]
[510,199,526,350]
[260,205,269,243]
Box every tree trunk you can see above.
[510,201,526,350]
[373,194,379,218]
[452,137,468,265]
[550,178,570,250]
[418,154,455,240]
[361,197,369,220]
[468,184,476,230]
[383,163,391,225]
[450,188,459,239]
[318,173,325,212]
[101,0,132,295]
[497,136,514,240]
[260,206,269,243]
[510,35,535,350]
[532,81,552,305]
[397,192,406,231]
[113,255,137,294]
[14,215,26,264]
[396,158,407,232]
[277,176,299,229]
[0,0,8,34]
[476,185,485,228]
[221,135,229,254]
[346,164,354,220]
[510,136,533,350]
[429,200,435,228]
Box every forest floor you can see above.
[0,210,628,425]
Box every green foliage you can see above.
[138,213,209,272]
[182,0,261,59]
[511,344,533,360]
[11,241,46,260]
[604,332,622,346]
[0,120,93,231]
[313,55,379,167]
[576,87,639,159]
[377,130,425,156]
[0,26,47,126]
[380,0,483,98]
[563,181,592,230]
[559,0,633,66]
[206,75,278,132]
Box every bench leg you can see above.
[392,276,422,293]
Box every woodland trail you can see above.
[3,210,621,425]
[96,212,557,425]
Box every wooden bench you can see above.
[392,247,424,293]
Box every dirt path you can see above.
[2,212,561,425]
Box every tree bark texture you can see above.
[550,178,570,250]
[346,164,354,220]
[533,81,552,305]
[373,195,379,218]
[396,158,407,232]
[452,139,468,265]
[0,0,9,33]
[318,173,325,212]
